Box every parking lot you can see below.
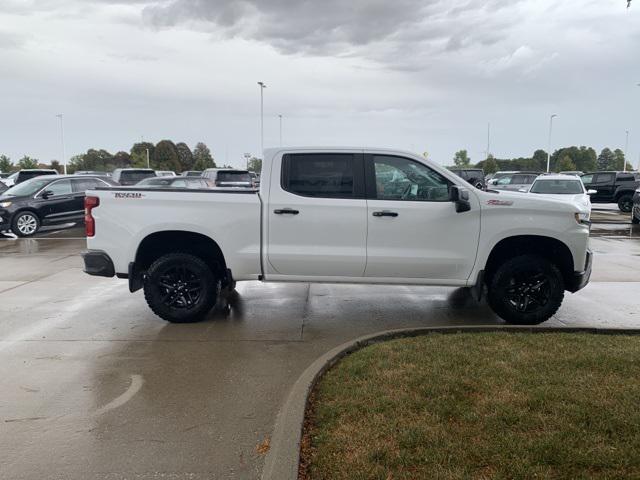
[1,205,639,479]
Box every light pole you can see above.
[257,82,267,158]
[546,114,557,173]
[624,130,629,172]
[278,114,283,146]
[244,152,251,170]
[56,114,67,175]
[146,148,150,169]
[486,122,491,159]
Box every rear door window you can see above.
[282,154,357,198]
[595,173,615,184]
[72,178,107,192]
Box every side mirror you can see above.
[587,189,597,195]
[450,185,471,213]
[41,190,54,199]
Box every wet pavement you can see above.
[1,205,639,479]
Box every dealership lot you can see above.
[1,206,639,479]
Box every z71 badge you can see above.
[114,192,145,199]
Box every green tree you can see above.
[176,142,194,171]
[18,156,39,169]
[112,151,132,169]
[131,142,155,159]
[152,140,181,172]
[532,149,548,171]
[613,149,626,171]
[597,148,615,170]
[192,142,215,170]
[556,155,576,172]
[247,157,262,173]
[483,155,498,174]
[453,150,471,167]
[0,155,12,173]
[50,160,62,173]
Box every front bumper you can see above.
[567,248,592,293]
[82,250,115,277]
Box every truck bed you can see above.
[87,187,262,279]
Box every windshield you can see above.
[119,171,156,184]
[3,177,54,196]
[217,171,251,183]
[530,179,584,194]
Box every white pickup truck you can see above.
[82,147,592,325]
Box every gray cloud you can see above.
[140,0,522,60]
[0,30,26,49]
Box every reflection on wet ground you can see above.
[590,206,639,238]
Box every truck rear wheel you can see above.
[487,254,564,325]
[617,194,633,213]
[143,253,219,323]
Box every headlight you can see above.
[574,212,590,224]
[0,201,11,208]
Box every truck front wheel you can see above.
[487,255,564,325]
[143,253,219,323]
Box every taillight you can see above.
[85,196,99,237]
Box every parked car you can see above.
[249,171,261,187]
[489,172,540,191]
[75,170,111,177]
[449,168,485,189]
[111,168,156,186]
[82,147,591,327]
[580,171,640,212]
[522,175,595,212]
[0,182,7,194]
[202,168,254,188]
[0,175,117,237]
[156,171,177,177]
[136,177,215,188]
[632,188,640,225]
[181,171,203,177]
[3,169,58,187]
[0,172,11,180]
[486,171,518,184]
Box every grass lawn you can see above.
[300,333,640,480]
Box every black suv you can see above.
[448,168,485,189]
[0,175,117,237]
[580,171,640,212]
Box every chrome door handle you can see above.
[274,208,299,215]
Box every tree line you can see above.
[0,140,219,174]
[452,146,634,174]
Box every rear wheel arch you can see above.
[483,235,574,288]
[135,231,229,281]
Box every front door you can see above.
[267,152,367,277]
[363,154,481,281]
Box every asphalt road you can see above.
[1,205,639,479]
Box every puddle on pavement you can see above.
[590,222,640,238]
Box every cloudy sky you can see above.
[0,0,639,168]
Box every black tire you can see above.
[11,211,40,237]
[487,254,564,325]
[617,194,633,213]
[143,253,219,323]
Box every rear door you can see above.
[267,152,367,277]
[36,179,77,223]
[363,154,480,281]
[592,172,616,200]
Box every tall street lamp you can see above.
[546,114,557,173]
[624,130,629,172]
[56,114,67,175]
[258,82,267,157]
[279,114,283,146]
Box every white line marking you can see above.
[95,374,144,416]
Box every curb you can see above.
[260,325,640,480]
